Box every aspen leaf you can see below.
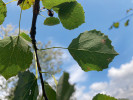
[13,71,38,100]
[68,30,118,71]
[0,36,33,79]
[0,0,7,25]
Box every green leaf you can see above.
[0,36,33,79]
[53,7,59,13]
[113,22,119,28]
[58,1,85,30]
[0,0,7,25]
[56,72,75,100]
[44,81,56,100]
[68,30,118,71]
[19,0,35,10]
[42,0,76,9]
[93,93,117,100]
[19,32,31,42]
[126,8,132,13]
[44,17,60,26]
[125,19,129,27]
[13,71,38,100]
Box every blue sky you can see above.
[1,0,133,99]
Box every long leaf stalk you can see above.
[29,0,48,99]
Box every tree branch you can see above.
[30,0,48,100]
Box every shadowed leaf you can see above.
[44,81,56,100]
[68,30,118,71]
[44,17,60,26]
[13,71,38,100]
[58,1,85,30]
[57,72,75,100]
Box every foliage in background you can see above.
[0,24,63,100]
[110,8,133,29]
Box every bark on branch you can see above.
[30,0,48,99]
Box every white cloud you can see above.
[71,86,92,100]
[90,82,108,91]
[108,59,133,79]
[72,58,133,100]
[67,64,88,84]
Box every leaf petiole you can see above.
[5,0,17,5]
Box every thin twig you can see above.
[5,0,17,5]
[38,47,68,50]
[39,13,47,18]
[118,13,133,22]
[29,0,48,99]
[18,8,23,35]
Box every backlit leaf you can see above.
[125,19,129,27]
[113,22,119,28]
[42,0,76,9]
[19,0,35,10]
[0,0,7,25]
[19,32,31,42]
[68,30,118,71]
[0,36,33,79]
[13,71,38,100]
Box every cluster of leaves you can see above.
[110,8,133,29]
[0,24,63,99]
[19,0,85,30]
[0,0,120,99]
[109,20,129,29]
[13,71,75,100]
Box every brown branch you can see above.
[30,0,48,100]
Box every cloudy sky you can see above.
[1,0,133,100]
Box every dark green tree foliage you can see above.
[57,1,85,30]
[56,72,75,100]
[68,30,118,71]
[44,17,60,26]
[13,71,38,100]
[0,25,63,99]
[44,81,56,100]
[44,72,75,100]
[42,0,85,30]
